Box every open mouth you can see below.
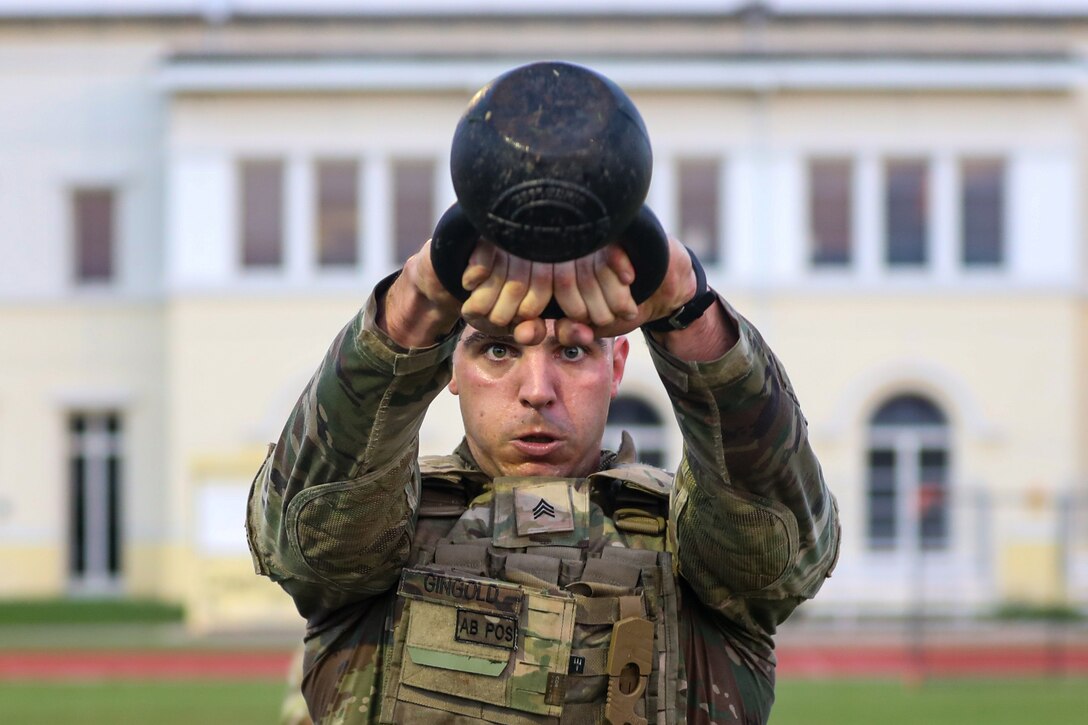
[519,434,557,443]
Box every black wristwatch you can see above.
[641,247,717,333]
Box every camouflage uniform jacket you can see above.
[247,281,840,724]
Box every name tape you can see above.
[399,568,524,616]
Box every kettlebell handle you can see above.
[430,202,669,320]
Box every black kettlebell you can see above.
[430,61,669,318]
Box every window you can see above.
[961,158,1005,267]
[69,412,123,592]
[885,159,929,267]
[316,159,360,268]
[677,159,721,264]
[605,396,666,467]
[867,394,950,552]
[240,159,284,268]
[393,159,435,264]
[73,188,115,283]
[808,159,853,266]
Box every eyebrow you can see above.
[461,331,515,347]
[460,330,610,352]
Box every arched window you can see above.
[867,393,951,552]
[605,396,666,467]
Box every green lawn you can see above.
[1,678,1085,724]
[0,681,284,725]
[0,599,183,625]
[772,678,1088,724]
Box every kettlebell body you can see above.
[451,61,653,262]
[431,61,669,314]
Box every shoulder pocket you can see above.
[591,464,674,535]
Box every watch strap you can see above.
[641,247,717,333]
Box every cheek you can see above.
[570,380,614,423]
[456,373,512,428]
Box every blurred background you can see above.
[0,0,1085,722]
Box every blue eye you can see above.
[561,346,586,361]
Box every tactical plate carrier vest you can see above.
[378,454,682,725]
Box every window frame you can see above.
[675,156,724,266]
[71,186,117,286]
[238,157,286,270]
[314,158,362,269]
[865,394,952,554]
[960,156,1006,269]
[884,158,931,269]
[807,157,855,268]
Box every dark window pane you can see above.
[962,158,1004,267]
[678,159,721,264]
[317,159,359,267]
[641,451,665,468]
[607,396,663,425]
[70,455,86,576]
[867,448,897,547]
[809,159,853,266]
[73,188,114,282]
[885,159,928,266]
[108,456,122,574]
[919,448,949,550]
[605,395,666,467]
[872,394,947,427]
[240,159,284,268]
[393,160,435,264]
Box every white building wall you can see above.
[0,11,1083,612]
[0,39,165,300]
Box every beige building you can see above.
[0,1,1085,629]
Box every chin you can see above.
[509,465,564,478]
[503,460,572,479]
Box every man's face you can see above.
[449,321,629,479]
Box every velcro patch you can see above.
[455,609,518,650]
[514,481,575,536]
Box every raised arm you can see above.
[531,234,838,656]
[648,292,840,655]
[246,245,464,617]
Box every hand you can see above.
[459,236,698,347]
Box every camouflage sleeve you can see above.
[646,296,840,654]
[246,273,464,618]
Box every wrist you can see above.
[641,246,716,333]
[379,258,462,347]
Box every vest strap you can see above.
[560,701,605,724]
[573,594,645,625]
[433,542,488,576]
[505,552,561,585]
[600,546,659,567]
[581,559,640,589]
[569,647,610,676]
[575,595,619,625]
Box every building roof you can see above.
[1,1,1087,20]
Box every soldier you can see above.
[248,220,840,724]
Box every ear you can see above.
[448,371,460,396]
[609,336,630,399]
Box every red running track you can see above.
[776,646,1088,678]
[0,651,294,681]
[1,646,1087,681]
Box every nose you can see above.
[517,351,558,410]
